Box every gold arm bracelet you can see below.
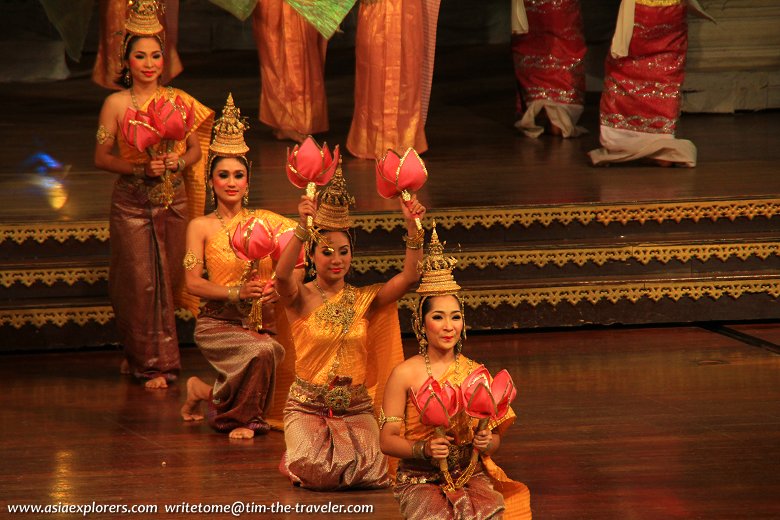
[177,158,186,171]
[227,285,240,303]
[293,224,310,242]
[182,251,201,271]
[132,164,145,177]
[403,228,425,250]
[378,408,403,430]
[412,440,429,460]
[96,125,115,145]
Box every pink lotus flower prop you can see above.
[461,365,517,469]
[412,376,462,428]
[286,136,340,228]
[411,376,461,488]
[149,95,195,141]
[121,108,161,154]
[230,217,278,331]
[376,148,428,229]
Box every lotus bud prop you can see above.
[230,216,278,331]
[286,136,339,228]
[411,376,462,492]
[122,108,162,154]
[376,148,428,230]
[271,227,306,269]
[461,365,517,469]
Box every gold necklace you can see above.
[424,350,460,381]
[129,85,162,110]
[214,208,246,253]
[313,279,356,334]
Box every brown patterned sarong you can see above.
[281,377,391,490]
[195,313,285,434]
[109,175,186,382]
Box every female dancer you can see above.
[94,0,213,388]
[273,166,425,489]
[380,227,532,519]
[180,94,300,439]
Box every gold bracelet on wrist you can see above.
[293,224,310,242]
[227,286,240,303]
[177,158,186,171]
[403,228,425,250]
[132,164,145,177]
[411,440,425,459]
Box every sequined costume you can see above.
[395,356,532,520]
[110,87,213,382]
[279,283,404,490]
[93,0,183,89]
[588,0,697,166]
[195,210,297,433]
[511,0,587,138]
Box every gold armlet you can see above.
[403,228,425,250]
[182,251,202,271]
[378,408,403,430]
[96,125,115,145]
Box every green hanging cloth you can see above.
[208,0,259,21]
[38,0,95,62]
[283,0,358,40]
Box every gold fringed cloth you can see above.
[588,0,696,166]
[92,0,183,90]
[511,0,587,139]
[251,0,329,136]
[347,0,428,159]
[394,356,532,520]
[282,0,358,39]
[276,284,404,490]
[195,209,296,434]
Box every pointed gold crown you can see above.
[416,221,461,296]
[210,93,250,157]
[125,0,164,37]
[314,159,354,230]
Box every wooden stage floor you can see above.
[1,45,780,223]
[1,326,779,518]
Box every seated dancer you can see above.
[380,225,532,519]
[94,0,213,389]
[274,164,426,490]
[180,94,300,439]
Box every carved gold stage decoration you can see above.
[2,277,778,329]
[351,242,780,273]
[2,197,780,244]
[1,267,108,288]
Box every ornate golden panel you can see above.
[398,277,780,310]
[352,242,780,273]
[0,267,108,288]
[4,278,775,329]
[4,198,778,244]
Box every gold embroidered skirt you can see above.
[281,377,391,490]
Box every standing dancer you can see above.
[94,0,213,388]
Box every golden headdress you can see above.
[207,93,250,177]
[314,160,354,231]
[125,0,164,37]
[416,222,461,296]
[413,221,466,344]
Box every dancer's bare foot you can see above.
[144,376,168,389]
[547,123,563,136]
[229,427,255,440]
[181,376,211,421]
[119,359,130,375]
[273,128,306,143]
[652,158,674,167]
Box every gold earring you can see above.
[242,186,249,206]
[418,335,428,356]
